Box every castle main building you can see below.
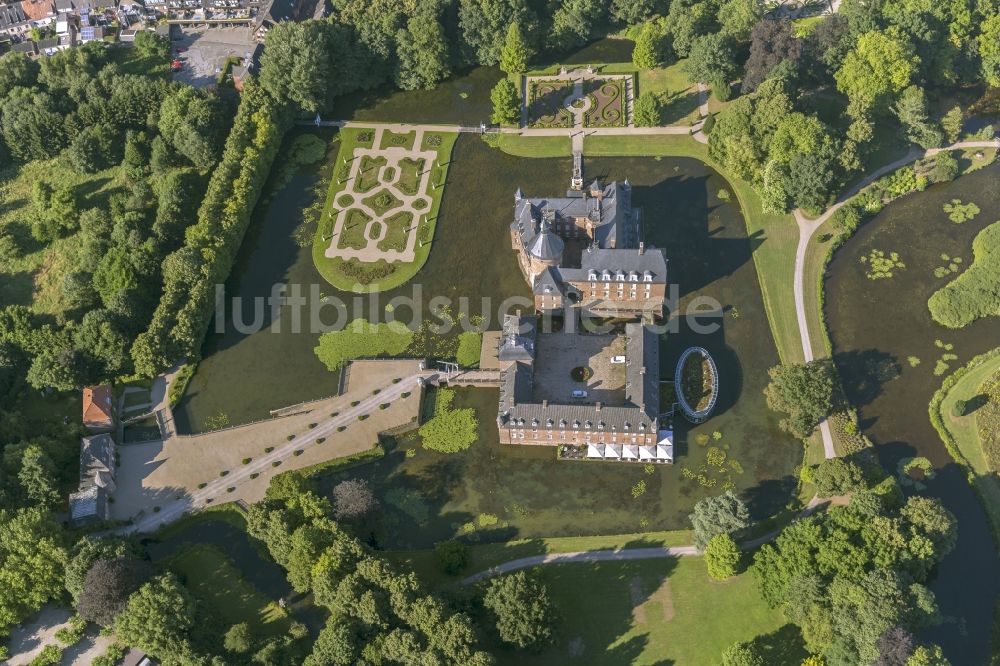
[510,180,668,318]
[496,178,673,463]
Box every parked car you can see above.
[611,355,626,364]
[572,390,588,398]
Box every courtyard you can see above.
[531,332,627,406]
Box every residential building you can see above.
[82,384,115,431]
[511,180,668,318]
[67,433,117,524]
[0,2,29,39]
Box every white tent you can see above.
[604,444,622,460]
[587,443,605,459]
[622,444,639,460]
[639,445,656,461]
[656,444,674,462]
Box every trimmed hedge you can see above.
[132,82,290,376]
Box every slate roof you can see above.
[0,3,28,28]
[498,313,536,362]
[11,39,36,52]
[528,222,564,260]
[69,485,106,521]
[80,433,115,490]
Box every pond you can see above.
[824,162,1000,663]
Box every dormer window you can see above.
[598,421,605,430]
[588,270,596,281]
[629,272,638,281]
[585,420,593,429]
[560,419,567,428]
[602,271,611,281]
[617,272,624,281]
[643,272,653,282]
[573,420,580,429]
[547,418,554,427]
[623,422,630,430]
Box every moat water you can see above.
[825,162,1000,662]
[175,131,802,541]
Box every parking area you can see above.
[171,26,256,88]
[532,333,627,405]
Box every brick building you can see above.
[510,180,668,318]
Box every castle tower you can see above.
[527,214,564,280]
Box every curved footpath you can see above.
[460,497,832,585]
[792,139,1000,459]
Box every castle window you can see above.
[602,271,610,281]
[629,272,638,281]
[643,272,653,282]
[588,271,596,281]
[617,272,624,281]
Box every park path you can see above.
[460,496,838,585]
[790,139,1000,459]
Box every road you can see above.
[123,371,436,534]
[791,139,1000,459]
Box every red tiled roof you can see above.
[82,385,114,427]
[20,0,54,21]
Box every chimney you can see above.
[595,402,602,411]
[542,400,548,409]
[640,367,646,375]
[639,242,645,255]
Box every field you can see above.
[0,157,123,316]
[168,544,292,637]
[637,61,702,125]
[492,557,803,666]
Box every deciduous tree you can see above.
[764,361,836,438]
[490,78,520,125]
[483,571,556,651]
[704,533,741,579]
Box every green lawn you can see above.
[397,157,424,196]
[492,557,803,666]
[932,350,1000,544]
[377,211,414,252]
[388,529,694,591]
[337,209,373,251]
[583,134,804,366]
[169,544,292,637]
[312,127,458,293]
[379,129,416,151]
[0,156,124,316]
[496,134,572,157]
[792,15,826,37]
[637,61,702,125]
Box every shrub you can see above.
[351,400,360,407]
[419,402,477,453]
[250,473,259,479]
[435,539,470,575]
[358,414,369,421]
[29,645,62,666]
[219,470,229,477]
[272,461,281,467]
[456,331,483,367]
[264,446,274,453]
[286,435,295,441]
[338,425,347,432]
[633,92,662,127]
[316,437,326,444]
[54,615,87,645]
[198,482,207,489]
[227,487,235,493]
[379,403,390,410]
[704,533,741,579]
[811,458,866,497]
[242,458,251,465]
[293,449,303,456]
[314,319,414,370]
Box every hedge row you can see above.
[132,82,289,376]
